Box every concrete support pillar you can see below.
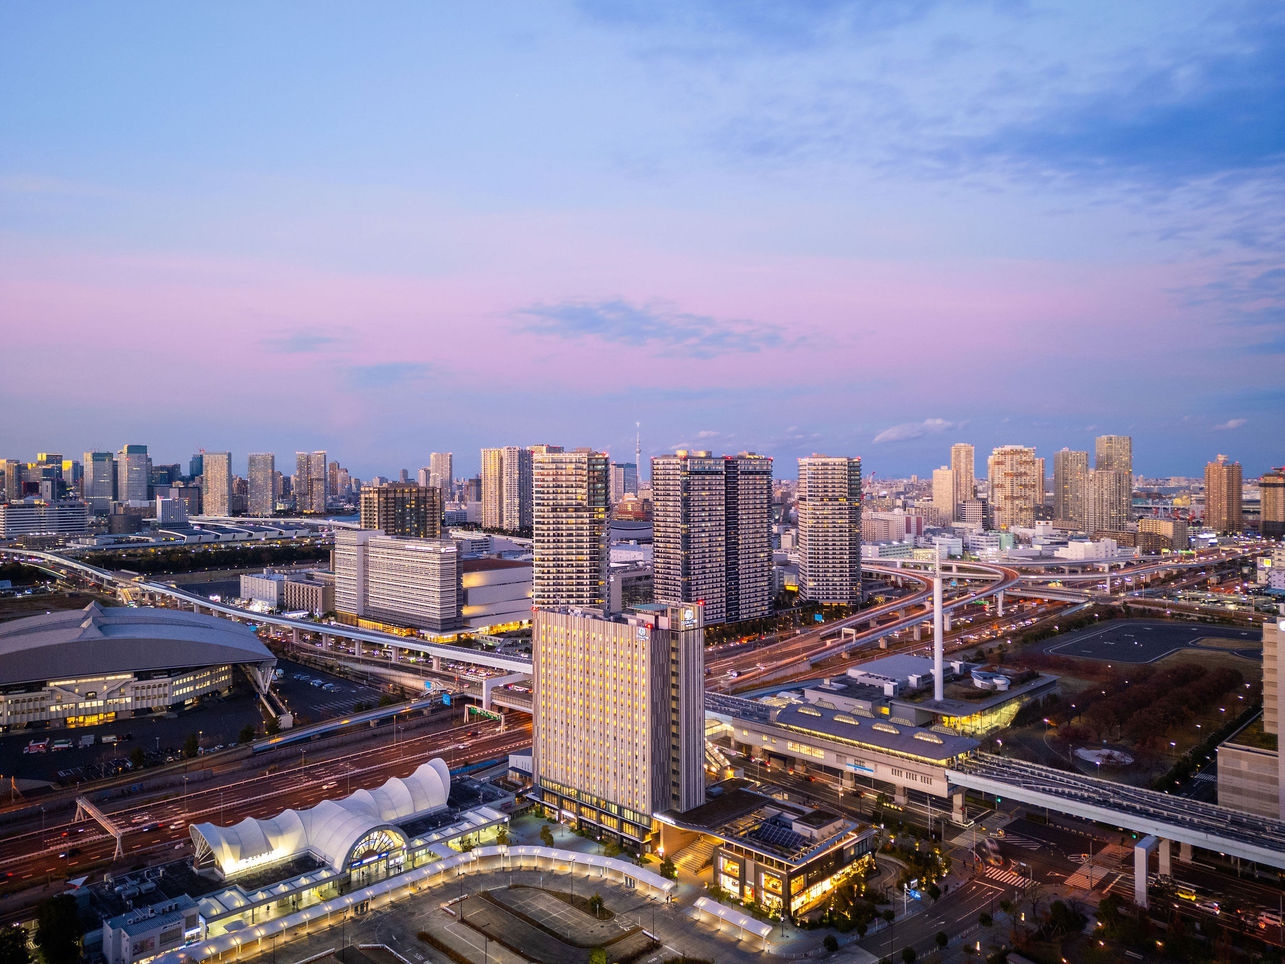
[944,612,952,632]
[1134,835,1157,909]
[432,656,442,672]
[390,646,400,663]
[1158,838,1171,878]
[1179,841,1193,863]
[996,591,1004,618]
[292,628,301,644]
[913,623,922,641]
[950,789,966,825]
[933,568,944,701]
[321,634,332,651]
[894,786,907,806]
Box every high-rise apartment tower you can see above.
[651,452,772,625]
[247,453,276,516]
[1204,455,1243,533]
[532,448,609,611]
[797,456,863,605]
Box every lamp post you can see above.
[183,775,188,810]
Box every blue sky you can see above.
[1,1,1281,480]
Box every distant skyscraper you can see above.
[429,452,453,500]
[1053,449,1089,528]
[609,461,639,504]
[295,451,328,514]
[1094,435,1133,529]
[1262,470,1285,540]
[202,452,233,517]
[797,456,863,605]
[532,448,609,610]
[1205,455,1243,533]
[0,459,20,501]
[1095,435,1133,476]
[651,451,772,625]
[480,448,505,529]
[247,453,276,516]
[1085,468,1131,533]
[188,453,203,480]
[931,467,955,524]
[950,443,975,518]
[481,446,534,531]
[532,603,705,845]
[987,445,1039,529]
[83,451,115,514]
[359,482,441,538]
[117,444,151,503]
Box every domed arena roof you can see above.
[0,602,273,685]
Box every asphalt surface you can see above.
[1044,618,1260,664]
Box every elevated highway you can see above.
[1,548,531,675]
[948,753,1285,904]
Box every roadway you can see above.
[0,711,532,920]
[948,753,1285,870]
[0,548,532,675]
[707,562,1021,689]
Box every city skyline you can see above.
[2,3,1282,477]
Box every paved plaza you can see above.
[1046,618,1259,664]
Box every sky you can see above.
[2,1,1282,481]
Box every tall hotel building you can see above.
[359,482,441,538]
[950,443,975,519]
[532,447,609,610]
[247,453,276,516]
[1052,449,1088,528]
[987,445,1040,530]
[295,451,328,514]
[202,452,233,517]
[1204,454,1243,533]
[651,451,772,625]
[334,529,459,631]
[481,446,533,531]
[797,456,862,605]
[532,603,705,845]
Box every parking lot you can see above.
[1,657,386,788]
[1047,619,1260,664]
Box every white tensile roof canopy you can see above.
[190,759,450,878]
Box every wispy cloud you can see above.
[343,362,434,389]
[515,298,793,358]
[873,417,958,444]
[261,330,340,354]
[1213,417,1247,430]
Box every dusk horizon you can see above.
[3,1,1282,479]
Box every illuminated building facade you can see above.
[651,451,773,625]
[532,447,609,610]
[532,604,705,845]
[1204,454,1243,533]
[797,456,862,605]
[359,482,442,538]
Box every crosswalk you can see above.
[984,865,1030,887]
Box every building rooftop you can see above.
[0,603,273,686]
